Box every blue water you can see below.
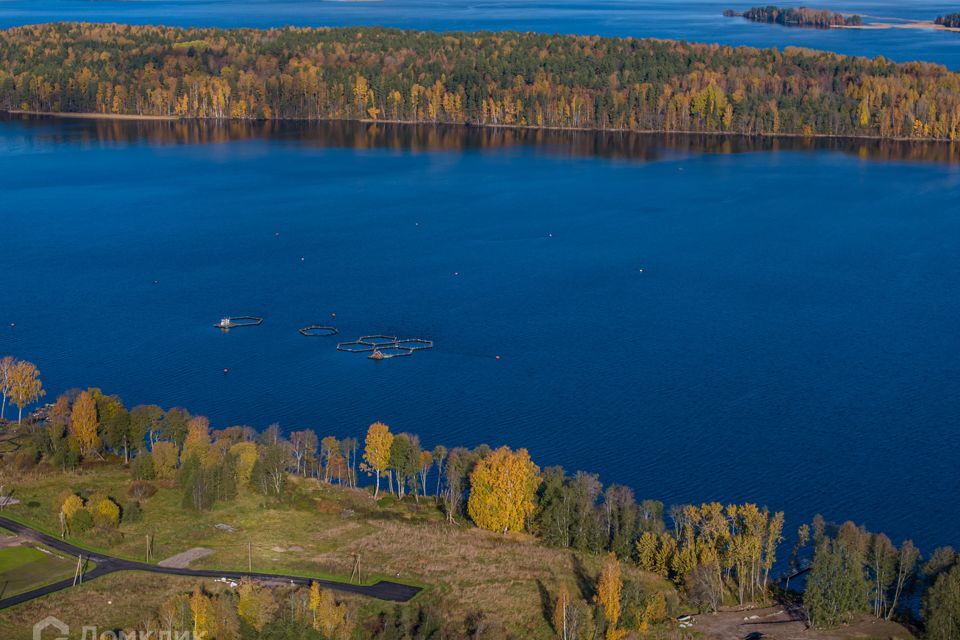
[3,0,960,68]
[0,117,958,553]
[2,0,960,551]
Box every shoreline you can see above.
[6,109,179,122]
[4,109,959,146]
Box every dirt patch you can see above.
[689,606,915,640]
[157,547,214,568]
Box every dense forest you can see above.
[935,13,960,28]
[725,6,863,28]
[3,355,960,639]
[2,23,960,140]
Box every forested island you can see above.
[1,356,960,639]
[724,6,863,28]
[935,13,960,28]
[2,23,960,141]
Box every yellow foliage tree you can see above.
[230,441,259,486]
[93,497,121,528]
[309,584,348,637]
[190,587,214,639]
[362,421,393,499]
[7,358,45,424]
[151,441,179,479]
[596,553,626,640]
[70,390,99,456]
[61,494,84,521]
[467,446,540,533]
[182,416,211,463]
[237,578,277,631]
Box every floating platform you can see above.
[215,316,263,329]
[368,347,414,360]
[299,325,339,337]
[337,335,434,360]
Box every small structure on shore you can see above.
[215,316,263,330]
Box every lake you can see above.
[1,115,958,553]
[4,0,960,68]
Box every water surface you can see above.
[3,1,960,68]
[1,115,958,552]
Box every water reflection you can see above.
[3,112,958,165]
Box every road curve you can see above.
[0,516,421,609]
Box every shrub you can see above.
[124,501,143,523]
[128,480,157,500]
[70,509,94,534]
[93,497,121,528]
[130,453,156,480]
[61,494,84,520]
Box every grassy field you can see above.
[0,534,78,600]
[0,464,677,638]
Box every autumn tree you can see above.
[151,441,179,479]
[309,583,348,637]
[230,441,258,486]
[190,587,214,639]
[69,390,99,456]
[467,446,540,533]
[362,421,393,499]
[237,578,278,631]
[181,415,211,463]
[0,356,14,421]
[8,359,44,424]
[595,553,625,640]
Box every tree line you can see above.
[4,358,960,637]
[3,23,960,140]
[724,6,863,28]
[935,13,960,28]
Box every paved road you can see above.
[0,516,421,609]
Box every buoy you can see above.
[495,355,501,360]
[300,256,305,262]
[548,233,553,238]
[454,271,459,276]
[9,323,14,328]
[331,312,337,318]
[639,269,644,273]
[153,280,159,284]
[223,368,229,374]
[275,232,280,237]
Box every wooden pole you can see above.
[248,542,252,573]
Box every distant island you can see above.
[2,23,960,142]
[935,13,960,28]
[724,6,862,28]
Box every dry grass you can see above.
[0,465,676,638]
[0,572,220,640]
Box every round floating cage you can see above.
[337,340,377,353]
[395,338,434,351]
[299,325,339,337]
[359,335,399,346]
[338,334,433,361]
[215,316,263,329]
